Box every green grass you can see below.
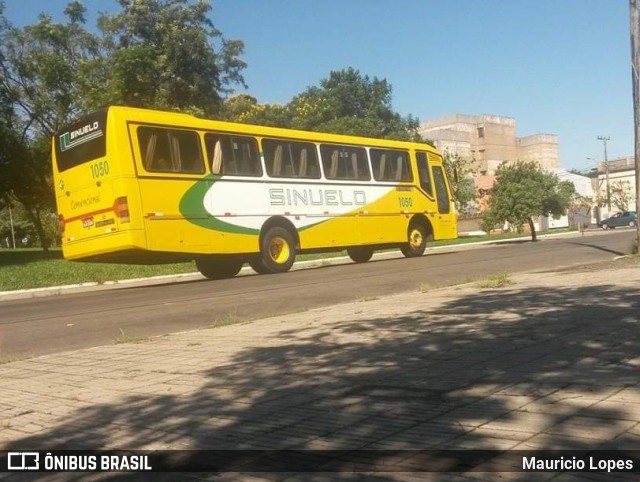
[0,249,197,291]
[0,229,570,292]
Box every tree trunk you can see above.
[528,217,537,242]
[24,204,50,252]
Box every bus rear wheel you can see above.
[196,256,243,280]
[400,223,427,258]
[256,226,296,274]
[347,247,374,263]
[248,256,271,274]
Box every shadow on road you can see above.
[564,240,628,257]
[5,280,640,480]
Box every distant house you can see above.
[464,169,593,234]
[594,156,636,221]
[542,168,594,229]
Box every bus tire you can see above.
[400,222,427,258]
[196,256,243,280]
[347,247,374,263]
[248,256,271,274]
[259,226,296,273]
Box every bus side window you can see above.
[294,145,322,178]
[371,149,412,182]
[320,144,370,181]
[205,133,262,177]
[171,130,204,173]
[139,128,172,171]
[138,127,203,173]
[263,140,290,177]
[416,152,433,196]
[264,139,321,179]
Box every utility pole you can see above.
[597,136,611,210]
[631,0,640,253]
[587,157,602,222]
[8,204,16,249]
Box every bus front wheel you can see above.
[256,226,296,274]
[347,247,374,263]
[400,223,427,258]
[196,256,243,280]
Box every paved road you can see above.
[1,229,634,358]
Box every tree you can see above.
[95,0,247,117]
[288,68,423,141]
[0,1,98,250]
[0,1,100,136]
[222,68,426,144]
[608,180,634,211]
[222,94,291,127]
[481,161,575,241]
[0,0,247,250]
[442,151,476,215]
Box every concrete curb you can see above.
[0,229,594,302]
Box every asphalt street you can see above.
[0,229,635,358]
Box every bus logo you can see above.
[59,121,103,152]
[7,452,39,470]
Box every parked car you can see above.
[598,211,637,229]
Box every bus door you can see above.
[430,159,457,239]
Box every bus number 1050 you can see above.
[90,160,109,179]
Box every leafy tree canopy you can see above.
[289,68,422,141]
[442,151,476,215]
[223,68,424,142]
[0,0,247,250]
[221,94,290,128]
[95,0,246,116]
[481,161,575,241]
[608,180,633,211]
[0,0,100,137]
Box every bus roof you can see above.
[106,105,440,154]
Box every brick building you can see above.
[419,114,559,174]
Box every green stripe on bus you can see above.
[178,176,259,235]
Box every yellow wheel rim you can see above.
[269,236,290,264]
[409,229,423,249]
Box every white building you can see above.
[542,168,594,229]
[595,156,636,221]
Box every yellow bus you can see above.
[52,106,457,279]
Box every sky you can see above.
[5,0,634,171]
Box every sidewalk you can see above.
[1,258,639,481]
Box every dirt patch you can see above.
[551,256,640,274]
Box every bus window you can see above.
[432,165,451,214]
[416,152,433,196]
[138,127,204,173]
[320,144,370,181]
[263,139,321,179]
[370,149,412,182]
[55,109,107,172]
[205,133,262,177]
